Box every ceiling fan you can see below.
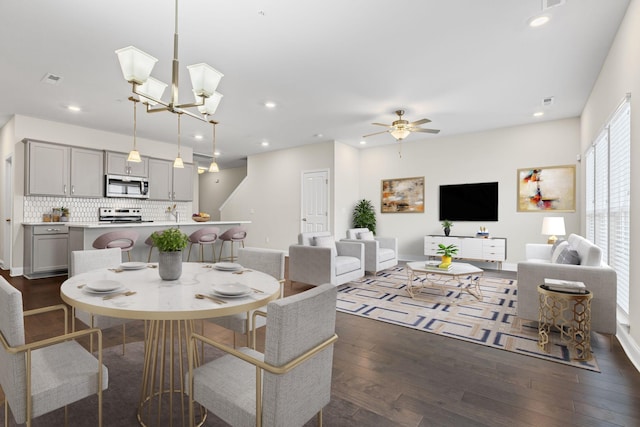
[363,110,440,141]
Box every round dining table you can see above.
[60,262,281,427]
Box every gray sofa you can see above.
[516,233,617,335]
[288,231,365,287]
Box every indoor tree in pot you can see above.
[150,228,189,280]
[436,243,458,268]
[352,199,377,234]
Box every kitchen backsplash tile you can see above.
[24,196,193,223]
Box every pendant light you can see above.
[127,97,142,162]
[208,121,219,173]
[173,113,184,168]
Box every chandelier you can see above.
[115,0,223,166]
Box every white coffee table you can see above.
[405,261,484,301]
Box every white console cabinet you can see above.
[424,235,507,269]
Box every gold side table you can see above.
[537,285,593,361]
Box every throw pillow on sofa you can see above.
[551,241,569,263]
[313,235,337,257]
[556,246,581,264]
[357,231,374,240]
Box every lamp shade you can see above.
[115,46,158,85]
[137,77,168,105]
[173,156,184,168]
[541,217,566,236]
[187,63,224,98]
[196,91,223,115]
[127,150,142,163]
[208,160,219,173]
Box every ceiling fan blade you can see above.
[362,130,391,138]
[371,122,392,127]
[408,118,431,126]
[412,128,441,134]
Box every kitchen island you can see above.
[67,220,250,269]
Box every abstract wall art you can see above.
[381,177,425,213]
[517,165,575,212]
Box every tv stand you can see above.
[424,235,507,270]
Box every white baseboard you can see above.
[616,308,640,372]
[10,267,23,277]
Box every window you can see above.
[584,98,630,314]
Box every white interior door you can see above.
[3,156,12,270]
[301,170,329,232]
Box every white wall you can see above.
[220,142,335,251]
[199,165,247,221]
[358,118,581,265]
[580,0,640,354]
[334,142,360,239]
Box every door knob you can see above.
[302,218,307,221]
[5,218,10,222]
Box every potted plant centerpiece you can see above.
[352,199,376,234]
[151,228,188,280]
[436,243,458,268]
[441,219,453,236]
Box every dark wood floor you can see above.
[3,268,640,427]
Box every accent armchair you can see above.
[289,231,365,286]
[342,228,398,274]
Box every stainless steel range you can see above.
[98,207,153,223]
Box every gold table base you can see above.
[537,285,593,361]
[406,268,483,302]
[138,319,206,427]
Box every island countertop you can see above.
[23,220,251,228]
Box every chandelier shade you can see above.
[137,77,168,106]
[187,63,224,98]
[115,46,158,85]
[196,91,223,115]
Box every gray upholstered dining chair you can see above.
[341,227,398,274]
[71,248,131,354]
[187,284,338,427]
[0,276,108,427]
[207,247,286,347]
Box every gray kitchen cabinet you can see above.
[148,158,193,201]
[105,151,149,177]
[25,140,103,197]
[24,224,69,278]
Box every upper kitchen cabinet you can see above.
[25,140,104,197]
[148,158,194,201]
[105,151,148,177]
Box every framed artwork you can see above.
[517,165,576,212]
[381,177,424,213]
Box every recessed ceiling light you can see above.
[360,140,367,145]
[533,111,544,117]
[67,105,81,112]
[261,141,269,147]
[529,15,550,27]
[194,134,204,140]
[314,133,323,138]
[264,101,276,108]
[214,151,220,156]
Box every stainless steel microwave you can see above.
[105,174,149,199]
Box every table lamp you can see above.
[541,217,565,244]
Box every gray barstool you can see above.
[187,227,220,262]
[217,226,247,262]
[92,230,139,261]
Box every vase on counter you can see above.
[158,251,183,280]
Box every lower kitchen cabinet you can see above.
[24,224,69,279]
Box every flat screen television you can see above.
[439,182,498,222]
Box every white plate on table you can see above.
[85,280,122,293]
[213,262,242,271]
[120,262,147,270]
[212,283,250,296]
[211,290,252,298]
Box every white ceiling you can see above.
[0,0,630,169]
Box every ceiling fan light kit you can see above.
[363,109,440,142]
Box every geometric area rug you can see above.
[337,266,600,372]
